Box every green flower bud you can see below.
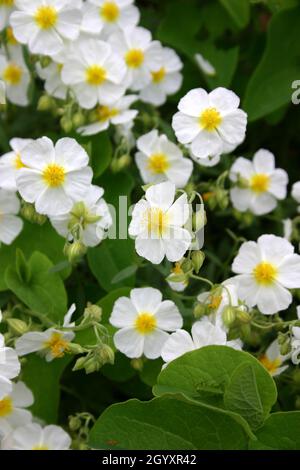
[191,250,205,274]
[97,344,114,366]
[111,154,131,173]
[37,94,54,111]
[84,304,102,322]
[21,202,47,225]
[222,306,236,328]
[192,210,207,232]
[180,258,193,273]
[130,358,144,371]
[72,356,89,371]
[193,303,207,319]
[69,415,81,431]
[60,116,73,133]
[67,343,86,355]
[236,309,251,324]
[73,111,85,128]
[215,188,229,210]
[39,56,52,68]
[6,318,29,336]
[277,332,287,345]
[64,240,87,263]
[84,357,99,374]
[280,340,291,356]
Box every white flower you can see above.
[16,137,93,216]
[167,262,188,292]
[139,47,183,106]
[61,37,126,109]
[36,52,67,100]
[15,327,75,362]
[1,423,71,450]
[231,234,300,315]
[283,218,292,241]
[10,0,82,56]
[135,130,193,188]
[0,382,33,437]
[229,149,288,215]
[161,317,241,365]
[78,95,138,136]
[197,282,240,332]
[0,0,14,31]
[0,334,20,400]
[0,138,33,191]
[292,181,300,212]
[0,48,30,106]
[50,185,112,247]
[172,87,247,161]
[108,26,162,91]
[129,181,192,264]
[82,0,139,37]
[110,287,183,359]
[194,53,216,76]
[0,189,23,245]
[259,340,288,377]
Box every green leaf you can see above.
[154,346,277,429]
[0,221,70,291]
[223,363,264,430]
[249,412,300,450]
[243,6,300,121]
[102,352,136,383]
[140,359,164,387]
[22,354,70,423]
[5,251,67,322]
[111,265,138,285]
[90,132,112,178]
[196,43,239,89]
[219,0,250,29]
[89,395,248,450]
[88,239,136,292]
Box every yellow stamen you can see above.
[259,355,281,375]
[3,63,22,85]
[32,445,49,450]
[100,1,120,22]
[6,27,18,45]
[43,163,65,188]
[44,332,69,358]
[172,262,183,275]
[250,173,270,193]
[14,153,26,169]
[125,49,144,68]
[0,396,13,417]
[146,207,169,237]
[135,312,157,334]
[96,105,119,122]
[85,65,107,86]
[151,67,166,83]
[0,0,14,6]
[208,294,222,310]
[147,153,169,174]
[253,262,277,286]
[199,107,222,131]
[34,5,58,29]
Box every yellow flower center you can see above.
[151,67,166,83]
[250,173,270,193]
[147,153,169,174]
[32,445,49,450]
[44,332,69,358]
[208,294,222,310]
[253,262,278,286]
[14,153,26,169]
[172,262,183,275]
[43,163,65,188]
[125,49,144,68]
[0,0,14,6]
[259,355,282,375]
[3,63,22,85]
[199,107,222,131]
[34,5,58,30]
[100,1,120,22]
[85,65,107,86]
[6,27,18,45]
[96,105,119,122]
[146,207,169,237]
[135,312,157,334]
[0,396,13,417]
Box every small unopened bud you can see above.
[193,303,207,319]
[21,202,47,225]
[37,94,54,111]
[39,56,52,68]
[84,304,102,322]
[69,415,81,431]
[7,318,29,336]
[192,210,207,232]
[64,240,87,263]
[111,154,131,173]
[277,332,287,345]
[191,251,205,274]
[67,343,86,355]
[72,356,89,371]
[60,116,73,133]
[131,358,144,371]
[73,111,85,128]
[215,188,229,210]
[97,344,114,366]
[84,357,99,374]
[236,309,251,324]
[280,340,291,356]
[222,306,236,328]
[180,259,193,273]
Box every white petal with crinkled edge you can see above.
[113,327,144,358]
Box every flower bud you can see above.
[64,241,87,263]
[73,111,85,128]
[6,318,29,336]
[280,340,291,356]
[191,251,205,274]
[180,258,193,273]
[21,202,47,225]
[72,356,88,371]
[97,344,114,366]
[39,56,52,68]
[60,116,73,133]
[67,343,86,355]
[215,188,229,210]
[222,306,236,328]
[193,303,207,319]
[84,304,102,322]
[69,415,81,431]
[111,154,131,173]
[236,309,251,324]
[192,210,207,232]
[130,358,144,371]
[37,95,54,111]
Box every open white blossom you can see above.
[16,137,93,216]
[231,234,300,315]
[2,423,71,450]
[230,149,288,215]
[0,138,33,191]
[0,189,23,245]
[135,130,193,188]
[259,339,289,377]
[36,49,68,100]
[0,48,30,106]
[110,287,183,359]
[167,262,188,292]
[139,47,183,106]
[0,382,33,437]
[10,0,82,56]
[50,185,112,247]
[129,181,192,264]
[172,87,247,161]
[61,37,126,109]
[292,181,300,212]
[0,334,20,400]
[0,0,15,31]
